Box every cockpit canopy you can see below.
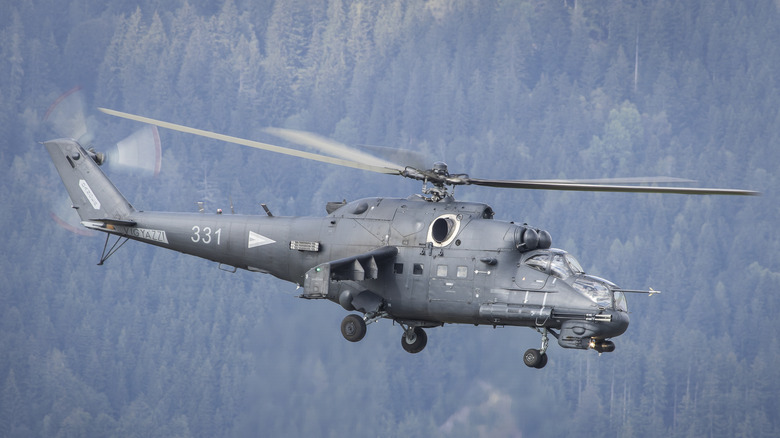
[524,250,584,280]
[522,249,627,311]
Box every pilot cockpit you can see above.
[524,251,584,280]
[522,249,627,311]
[550,253,584,279]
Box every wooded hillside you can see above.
[1,1,778,436]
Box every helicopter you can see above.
[43,107,758,369]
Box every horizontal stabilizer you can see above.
[81,219,138,231]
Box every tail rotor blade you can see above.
[45,89,163,176]
[49,196,96,237]
[107,125,162,176]
[43,86,93,146]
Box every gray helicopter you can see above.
[43,108,757,369]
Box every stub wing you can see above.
[302,246,398,299]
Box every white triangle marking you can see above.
[248,231,275,248]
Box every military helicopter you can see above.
[43,106,758,369]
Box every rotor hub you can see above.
[432,161,449,177]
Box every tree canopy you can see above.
[1,0,778,436]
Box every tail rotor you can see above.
[44,87,162,235]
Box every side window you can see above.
[550,254,573,279]
[413,263,424,275]
[457,266,468,278]
[394,263,404,274]
[525,254,550,273]
[436,265,448,277]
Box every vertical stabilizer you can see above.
[44,138,134,222]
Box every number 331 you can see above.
[191,226,222,245]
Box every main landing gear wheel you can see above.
[341,314,366,342]
[523,349,548,368]
[401,327,427,354]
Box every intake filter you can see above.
[537,229,552,249]
[514,226,537,251]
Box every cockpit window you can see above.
[525,254,550,273]
[550,254,573,279]
[565,254,584,275]
[526,251,586,280]
[614,291,628,312]
[573,279,612,307]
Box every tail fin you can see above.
[44,138,135,223]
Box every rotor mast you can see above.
[418,162,453,201]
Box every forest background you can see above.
[1,0,779,437]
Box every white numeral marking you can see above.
[192,226,222,245]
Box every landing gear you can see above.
[401,326,427,354]
[340,313,430,353]
[524,328,550,369]
[523,349,547,368]
[340,314,366,342]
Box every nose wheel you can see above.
[524,328,550,369]
[523,348,548,368]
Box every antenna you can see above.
[634,29,639,93]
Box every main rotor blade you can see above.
[357,144,429,171]
[97,109,759,196]
[528,177,696,185]
[467,177,760,196]
[98,108,402,176]
[264,127,405,171]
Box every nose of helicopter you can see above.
[557,305,630,351]
[601,308,629,338]
[585,309,629,353]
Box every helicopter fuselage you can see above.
[95,195,629,350]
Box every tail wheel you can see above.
[341,314,366,342]
[401,327,427,354]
